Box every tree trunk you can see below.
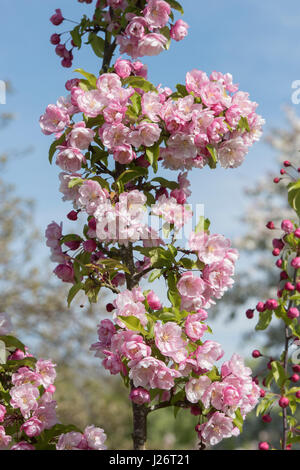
[132,398,148,450]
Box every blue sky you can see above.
[2,0,300,358]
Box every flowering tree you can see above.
[38,0,266,450]
[242,153,300,450]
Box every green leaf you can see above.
[271,361,286,387]
[122,76,157,93]
[60,234,82,245]
[0,335,25,353]
[118,316,147,335]
[233,408,243,432]
[167,272,181,308]
[165,0,184,14]
[160,26,171,50]
[70,26,82,48]
[288,180,300,217]
[68,177,83,189]
[238,116,250,133]
[5,357,37,370]
[148,269,163,283]
[116,167,148,186]
[255,309,273,331]
[151,177,179,190]
[206,144,218,169]
[146,142,160,173]
[195,216,210,233]
[74,68,97,88]
[67,283,83,307]
[176,84,188,97]
[48,133,65,164]
[130,92,142,115]
[89,33,105,58]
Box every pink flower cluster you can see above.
[40,66,263,180]
[91,288,259,447]
[177,232,238,311]
[57,425,107,450]
[116,0,188,59]
[50,0,188,68]
[0,323,108,450]
[186,353,260,446]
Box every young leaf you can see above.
[122,76,157,93]
[67,283,83,307]
[74,68,97,88]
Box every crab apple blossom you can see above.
[41,0,266,451]
[129,387,151,405]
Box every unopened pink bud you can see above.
[147,291,162,310]
[291,257,300,269]
[83,239,97,253]
[287,307,299,319]
[281,219,294,233]
[129,388,150,405]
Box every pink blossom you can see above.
[102,350,125,375]
[0,425,11,449]
[152,195,192,229]
[77,90,107,117]
[154,321,187,362]
[185,375,211,404]
[103,102,127,124]
[196,341,224,370]
[199,412,236,446]
[129,122,161,148]
[12,367,42,387]
[0,405,6,422]
[36,359,57,388]
[58,172,81,203]
[147,291,162,310]
[125,16,148,39]
[143,0,171,28]
[185,313,208,341]
[202,259,235,300]
[221,353,252,380]
[68,122,95,149]
[189,232,231,264]
[10,383,40,418]
[45,221,62,248]
[84,425,107,450]
[39,105,70,135]
[56,147,85,173]
[142,92,162,122]
[56,432,84,450]
[170,19,189,41]
[167,133,197,161]
[132,60,148,78]
[121,339,151,364]
[138,33,168,57]
[54,263,74,283]
[78,180,108,215]
[97,319,116,348]
[177,271,206,300]
[11,441,35,450]
[113,144,136,164]
[114,58,132,78]
[129,356,181,390]
[186,70,209,96]
[218,137,248,169]
[129,387,150,405]
[113,288,147,328]
[21,417,44,437]
[100,123,130,149]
